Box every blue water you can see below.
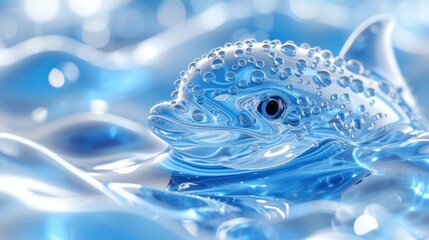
[1,2,429,239]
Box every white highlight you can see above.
[264,145,290,158]
[25,0,59,22]
[354,214,379,235]
[90,100,109,114]
[68,0,102,17]
[32,107,48,122]
[157,0,186,27]
[48,68,65,88]
[63,62,80,81]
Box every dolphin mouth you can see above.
[147,115,191,141]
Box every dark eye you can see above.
[257,96,286,119]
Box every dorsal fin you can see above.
[339,14,417,110]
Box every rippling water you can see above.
[1,13,429,240]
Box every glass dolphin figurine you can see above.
[148,15,423,170]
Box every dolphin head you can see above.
[148,15,421,170]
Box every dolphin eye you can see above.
[257,96,286,119]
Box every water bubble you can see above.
[171,90,179,99]
[297,95,309,106]
[295,69,303,77]
[307,49,314,57]
[365,88,375,97]
[211,58,224,69]
[262,44,270,52]
[291,129,305,141]
[248,56,256,63]
[352,117,363,130]
[239,111,254,127]
[280,43,298,57]
[203,72,216,82]
[340,93,349,102]
[208,52,216,60]
[251,70,267,84]
[334,57,345,67]
[254,59,265,68]
[321,50,332,59]
[375,113,383,120]
[379,82,390,94]
[270,65,280,73]
[358,105,365,112]
[337,76,350,88]
[232,64,239,70]
[235,41,243,47]
[195,69,201,76]
[287,84,294,90]
[224,42,232,48]
[218,50,226,58]
[179,71,186,78]
[174,79,181,89]
[174,104,186,114]
[192,110,204,121]
[225,71,237,82]
[316,91,322,96]
[313,70,332,87]
[195,95,205,104]
[238,79,248,88]
[250,144,259,152]
[234,49,245,58]
[228,85,238,95]
[312,107,321,115]
[274,57,284,65]
[350,79,364,93]
[329,118,343,131]
[268,52,276,59]
[296,58,308,69]
[285,112,301,126]
[192,85,204,95]
[238,58,247,66]
[330,94,338,101]
[329,66,336,73]
[346,60,364,74]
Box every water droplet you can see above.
[285,112,301,126]
[312,107,321,115]
[192,110,204,121]
[337,76,350,88]
[329,118,343,131]
[274,57,284,65]
[192,85,204,95]
[195,95,204,104]
[280,43,298,57]
[350,79,364,93]
[270,65,280,73]
[239,111,254,127]
[321,50,332,59]
[246,47,253,55]
[313,70,332,87]
[251,70,266,84]
[238,79,248,88]
[248,56,256,63]
[194,69,201,76]
[287,84,294,90]
[346,59,364,74]
[307,49,314,57]
[203,72,216,82]
[334,57,345,67]
[379,82,390,94]
[352,117,363,130]
[365,88,375,97]
[174,79,181,89]
[330,94,338,101]
[234,49,245,58]
[296,58,308,69]
[316,91,322,96]
[358,105,365,112]
[225,71,237,82]
[297,95,309,106]
[211,58,224,69]
[268,52,276,59]
[174,104,186,114]
[228,85,238,95]
[250,144,259,152]
[340,93,349,102]
[171,90,179,99]
[238,58,247,66]
[262,44,270,52]
[375,113,383,120]
[254,59,265,68]
[208,52,216,60]
[218,50,226,58]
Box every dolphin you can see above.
[148,15,423,170]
